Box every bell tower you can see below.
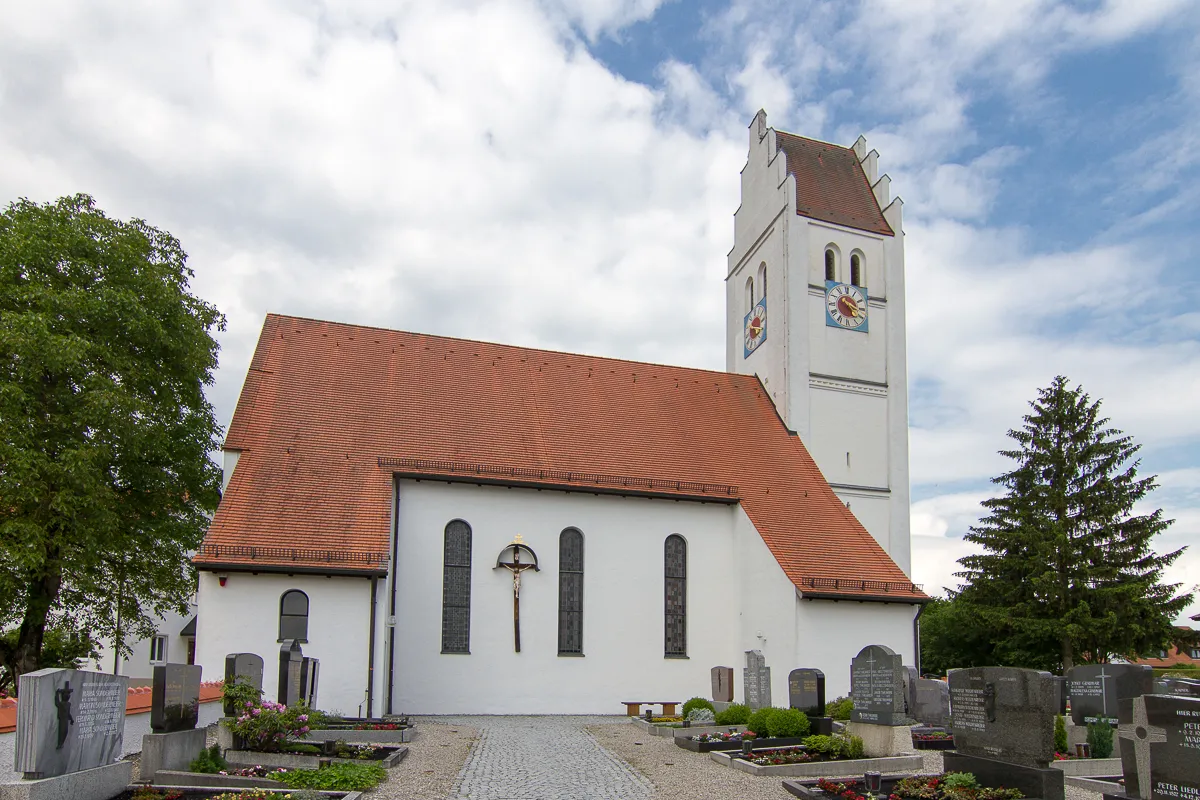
[726,109,911,576]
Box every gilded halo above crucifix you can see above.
[494,534,540,653]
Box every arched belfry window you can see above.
[757,263,767,302]
[824,248,837,282]
[850,252,864,287]
[664,534,687,657]
[558,528,584,655]
[279,590,309,642]
[441,519,472,654]
[745,276,755,312]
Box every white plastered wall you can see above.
[794,599,918,700]
[90,603,196,681]
[195,571,382,716]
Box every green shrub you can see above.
[827,696,854,721]
[222,679,263,713]
[801,732,862,759]
[746,707,781,737]
[772,708,811,738]
[1087,723,1114,759]
[189,744,228,774]
[1054,715,1068,754]
[713,703,750,726]
[681,697,715,718]
[272,762,387,791]
[283,742,322,754]
[802,734,836,754]
[943,773,979,790]
[838,732,864,759]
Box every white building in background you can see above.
[191,111,924,715]
[89,603,197,682]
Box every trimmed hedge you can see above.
[681,697,715,718]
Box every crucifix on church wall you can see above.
[494,534,539,653]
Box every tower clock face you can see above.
[825,281,868,332]
[744,299,767,357]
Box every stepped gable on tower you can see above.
[196,313,925,603]
[774,130,894,236]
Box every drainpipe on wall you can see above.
[385,477,400,715]
[913,602,927,676]
[366,575,377,718]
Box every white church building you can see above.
[194,110,926,716]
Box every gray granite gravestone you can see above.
[914,677,951,728]
[1106,694,1200,800]
[278,640,303,706]
[224,652,265,715]
[300,657,320,707]
[945,667,1065,800]
[13,668,128,779]
[788,668,826,717]
[743,650,771,711]
[1154,676,1200,698]
[850,644,915,725]
[1067,664,1153,726]
[711,666,734,703]
[150,663,202,732]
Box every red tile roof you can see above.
[776,131,894,237]
[197,314,923,602]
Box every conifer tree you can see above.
[955,376,1191,671]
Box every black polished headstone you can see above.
[224,653,264,715]
[712,666,734,703]
[278,640,303,706]
[1114,693,1200,800]
[13,668,128,779]
[788,668,826,717]
[850,644,915,726]
[914,678,951,727]
[744,650,771,710]
[1067,664,1153,726]
[949,666,1060,768]
[151,663,202,732]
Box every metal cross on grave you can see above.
[495,534,540,653]
[1118,697,1167,798]
[1096,666,1112,717]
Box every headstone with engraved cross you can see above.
[743,650,771,711]
[1105,693,1199,800]
[150,663,202,732]
[850,644,915,725]
[224,653,265,715]
[711,666,734,703]
[1067,664,1153,726]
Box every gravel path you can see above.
[369,720,478,800]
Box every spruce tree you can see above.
[955,376,1191,671]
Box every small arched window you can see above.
[441,519,472,654]
[558,528,584,655]
[850,252,864,287]
[279,590,309,642]
[745,276,755,312]
[664,534,687,657]
[757,263,767,303]
[824,248,837,282]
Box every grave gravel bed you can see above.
[369,719,478,800]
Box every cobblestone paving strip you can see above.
[438,716,651,800]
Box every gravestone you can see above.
[300,657,320,707]
[13,668,128,779]
[224,652,265,715]
[788,668,826,717]
[850,644,915,725]
[278,639,303,706]
[914,677,951,728]
[1154,676,1200,698]
[711,666,734,703]
[1106,693,1200,800]
[948,666,1060,766]
[945,667,1065,800]
[150,663,202,732]
[743,650,771,710]
[1067,664,1153,726]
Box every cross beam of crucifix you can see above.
[496,534,539,653]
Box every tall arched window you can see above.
[757,263,767,303]
[745,276,755,312]
[664,534,687,657]
[850,252,864,287]
[824,248,837,282]
[558,527,584,655]
[279,590,309,642]
[441,519,472,654]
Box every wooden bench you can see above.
[622,701,680,717]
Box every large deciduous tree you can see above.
[955,376,1192,671]
[0,194,224,689]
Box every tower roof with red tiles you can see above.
[775,131,895,236]
[197,314,924,602]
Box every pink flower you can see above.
[298,715,308,722]
[252,708,261,716]
[300,726,309,733]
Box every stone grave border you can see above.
[140,784,362,800]
[1047,758,1122,778]
[225,745,408,771]
[304,727,415,743]
[709,750,923,777]
[676,735,806,753]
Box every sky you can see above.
[2,0,1197,623]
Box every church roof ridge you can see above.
[203,313,924,603]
